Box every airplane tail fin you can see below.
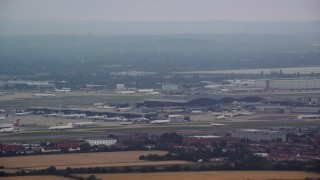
[13,119,21,127]
[68,122,75,126]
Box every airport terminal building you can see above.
[143,95,264,107]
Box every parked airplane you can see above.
[54,87,71,93]
[137,89,154,93]
[168,115,183,118]
[85,115,106,120]
[215,115,226,120]
[61,113,86,118]
[116,91,136,94]
[132,117,149,123]
[0,119,20,129]
[0,114,8,120]
[48,122,74,130]
[120,121,133,125]
[33,93,57,97]
[73,121,97,127]
[191,110,202,114]
[150,120,170,124]
[210,123,226,127]
[0,119,21,133]
[100,105,117,109]
[0,126,19,133]
[104,116,127,121]
[43,112,62,117]
[14,111,33,116]
[235,111,253,116]
[147,91,161,95]
[118,107,134,111]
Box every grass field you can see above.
[78,171,320,180]
[1,151,189,171]
[0,92,146,108]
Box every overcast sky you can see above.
[1,0,320,22]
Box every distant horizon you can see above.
[1,0,319,22]
[1,20,320,35]
[2,18,320,23]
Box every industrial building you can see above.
[85,138,117,146]
[255,78,320,90]
[231,129,287,142]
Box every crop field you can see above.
[1,151,189,171]
[0,176,73,180]
[79,171,320,180]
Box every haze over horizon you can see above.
[1,0,320,22]
[1,0,320,35]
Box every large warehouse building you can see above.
[231,129,287,142]
[255,78,320,90]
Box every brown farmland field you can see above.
[0,176,73,180]
[1,151,188,171]
[80,171,320,180]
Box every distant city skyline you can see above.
[1,0,320,22]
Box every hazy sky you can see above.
[1,0,320,22]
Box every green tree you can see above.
[86,175,97,180]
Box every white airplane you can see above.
[73,121,97,127]
[132,117,149,122]
[191,110,202,114]
[85,115,106,120]
[120,121,133,125]
[100,106,117,109]
[215,115,226,120]
[61,113,86,118]
[236,111,253,116]
[33,93,57,97]
[0,114,8,120]
[116,91,136,94]
[137,89,154,93]
[0,119,21,129]
[210,123,226,127]
[43,112,62,117]
[0,126,18,133]
[54,87,71,93]
[150,120,170,124]
[15,111,33,116]
[168,115,183,118]
[118,107,134,111]
[0,119,21,133]
[147,91,161,95]
[48,122,74,130]
[104,116,127,121]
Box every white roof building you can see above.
[85,138,117,146]
[231,129,286,142]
